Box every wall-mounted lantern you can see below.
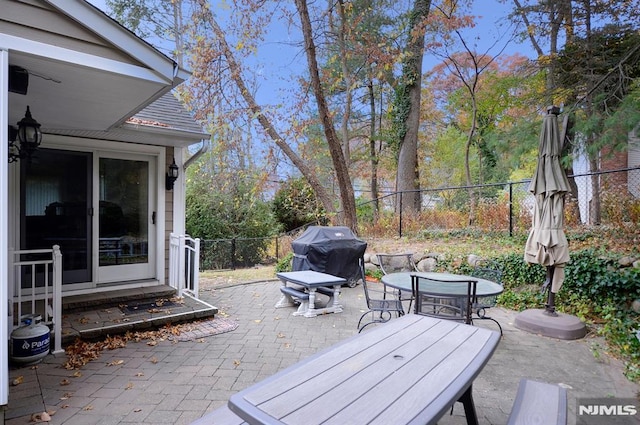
[166,158,179,190]
[8,106,42,163]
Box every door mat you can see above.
[172,317,239,342]
[120,299,178,315]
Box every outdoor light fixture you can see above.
[8,106,42,163]
[166,158,179,190]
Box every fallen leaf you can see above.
[277,333,285,338]
[83,405,94,411]
[60,379,70,386]
[135,372,144,377]
[196,338,205,343]
[72,371,82,378]
[147,340,157,346]
[107,360,124,366]
[134,408,142,412]
[61,405,69,409]
[150,357,158,364]
[253,319,262,324]
[11,376,23,386]
[233,359,241,366]
[125,382,134,390]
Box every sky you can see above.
[88,0,534,76]
[86,0,535,186]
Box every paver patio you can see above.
[6,278,639,425]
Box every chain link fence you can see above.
[199,167,640,270]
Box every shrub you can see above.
[275,252,293,273]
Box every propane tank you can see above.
[10,315,51,365]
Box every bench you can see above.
[315,286,335,297]
[507,378,567,425]
[278,286,310,316]
[190,404,247,425]
[279,285,310,300]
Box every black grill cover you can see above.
[291,226,367,283]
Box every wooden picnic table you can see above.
[228,313,501,425]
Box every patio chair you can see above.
[376,253,417,312]
[471,260,503,335]
[357,278,405,333]
[412,274,477,325]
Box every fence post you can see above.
[398,191,403,238]
[509,183,513,237]
[275,236,279,261]
[231,238,236,270]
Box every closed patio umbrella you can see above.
[524,106,570,316]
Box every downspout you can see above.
[184,139,209,169]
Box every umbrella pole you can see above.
[543,265,558,316]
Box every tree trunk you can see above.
[194,0,337,220]
[337,0,353,164]
[295,0,358,232]
[465,99,478,225]
[368,79,379,220]
[395,0,431,214]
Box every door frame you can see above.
[95,151,157,284]
[10,134,166,294]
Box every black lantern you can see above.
[166,158,179,190]
[9,106,42,163]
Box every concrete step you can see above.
[63,285,178,312]
[61,286,218,345]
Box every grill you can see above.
[291,226,367,287]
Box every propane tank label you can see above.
[11,333,50,357]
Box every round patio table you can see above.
[381,272,503,297]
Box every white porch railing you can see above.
[169,233,200,298]
[10,245,63,354]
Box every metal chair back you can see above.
[357,278,405,332]
[470,260,504,335]
[412,274,477,325]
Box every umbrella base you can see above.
[514,309,587,340]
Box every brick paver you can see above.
[6,278,640,424]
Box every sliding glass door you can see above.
[21,149,92,286]
[96,154,156,284]
[20,148,157,288]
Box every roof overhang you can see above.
[45,124,207,148]
[4,0,185,135]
